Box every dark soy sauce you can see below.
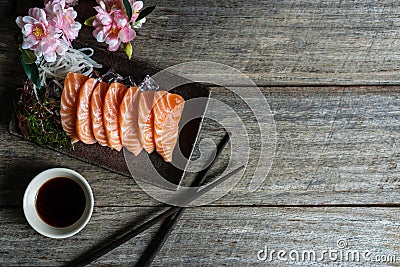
[36,177,86,228]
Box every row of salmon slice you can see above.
[60,72,185,162]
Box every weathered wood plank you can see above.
[2,1,400,266]
[0,206,399,266]
[5,0,400,85]
[2,86,400,206]
[74,0,400,86]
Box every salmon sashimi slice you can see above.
[90,81,109,146]
[153,91,185,162]
[76,78,98,144]
[103,82,128,151]
[138,91,156,154]
[119,86,142,155]
[61,72,89,143]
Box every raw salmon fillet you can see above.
[119,86,142,155]
[60,73,185,162]
[90,81,109,146]
[103,82,128,151]
[61,72,89,143]
[153,91,185,162]
[76,78,98,144]
[138,91,155,153]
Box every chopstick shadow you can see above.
[134,144,230,266]
[68,205,171,265]
[134,214,175,267]
[68,163,229,266]
[68,131,231,266]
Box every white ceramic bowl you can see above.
[23,168,94,238]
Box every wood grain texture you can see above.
[0,206,399,266]
[5,0,400,86]
[2,86,400,206]
[3,1,400,266]
[73,0,400,86]
[6,0,400,86]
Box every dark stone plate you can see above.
[9,45,210,185]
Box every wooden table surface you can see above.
[1,0,400,266]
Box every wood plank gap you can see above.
[3,204,400,208]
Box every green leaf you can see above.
[20,49,37,64]
[125,42,133,59]
[123,0,133,20]
[84,16,95,27]
[20,56,41,88]
[137,5,156,22]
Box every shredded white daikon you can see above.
[38,47,102,91]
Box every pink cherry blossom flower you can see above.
[16,1,81,62]
[16,8,51,50]
[45,0,81,43]
[129,0,143,21]
[37,33,69,62]
[92,0,143,52]
[44,0,78,7]
[96,0,124,14]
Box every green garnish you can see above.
[123,0,132,20]
[136,5,156,22]
[15,80,73,150]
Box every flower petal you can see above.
[22,24,33,35]
[118,26,136,43]
[99,0,107,11]
[56,39,69,55]
[133,17,146,28]
[106,35,120,51]
[28,8,47,23]
[96,13,113,25]
[94,6,107,14]
[65,8,77,20]
[15,16,24,28]
[128,0,143,12]
[113,12,128,27]
[22,15,37,25]
[93,27,106,42]
[22,34,39,49]
[44,51,57,62]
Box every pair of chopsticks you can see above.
[68,132,243,267]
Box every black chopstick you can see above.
[135,132,231,266]
[68,133,243,266]
[69,165,244,267]
[67,206,179,267]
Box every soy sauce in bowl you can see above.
[35,177,86,228]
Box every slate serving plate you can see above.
[9,45,210,185]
